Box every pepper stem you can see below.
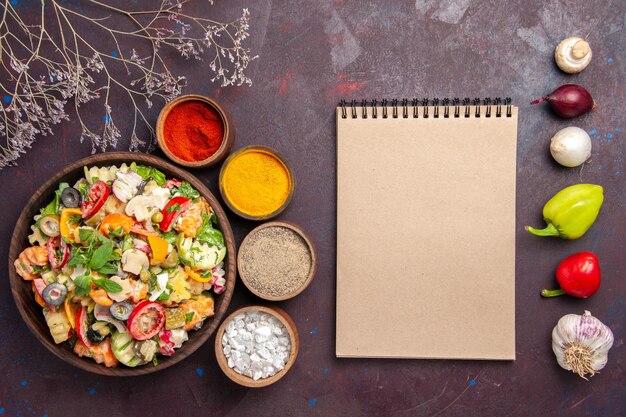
[530,97,547,105]
[541,288,566,297]
[525,223,560,237]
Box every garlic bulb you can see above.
[552,310,614,379]
[555,37,592,73]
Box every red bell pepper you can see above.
[76,307,93,348]
[541,252,601,298]
[159,196,190,232]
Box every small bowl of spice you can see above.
[215,305,299,388]
[238,221,316,301]
[156,94,234,168]
[219,146,294,220]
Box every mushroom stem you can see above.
[572,40,590,59]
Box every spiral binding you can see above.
[339,97,512,119]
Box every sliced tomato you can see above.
[46,235,70,270]
[75,307,93,348]
[81,180,110,219]
[159,197,190,232]
[127,301,166,341]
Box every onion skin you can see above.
[531,84,594,118]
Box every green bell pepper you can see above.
[526,184,603,239]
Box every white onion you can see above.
[550,126,592,167]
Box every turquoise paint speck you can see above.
[3,96,11,104]
[588,129,597,136]
[10,0,18,6]
[607,134,613,139]
[111,51,117,58]
[104,114,111,123]
[616,128,621,132]
[324,368,329,376]
[469,379,476,386]
[196,368,204,376]
[607,58,614,63]
[88,388,96,395]
[0,408,5,414]
[309,399,317,408]
[310,328,317,335]
[21,380,27,386]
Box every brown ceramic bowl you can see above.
[238,221,317,301]
[156,94,235,168]
[218,145,295,221]
[8,152,237,376]
[215,305,299,388]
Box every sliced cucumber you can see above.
[111,331,145,367]
[215,246,227,265]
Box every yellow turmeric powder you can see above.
[221,148,292,217]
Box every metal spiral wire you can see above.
[340,97,513,119]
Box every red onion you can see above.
[531,84,595,118]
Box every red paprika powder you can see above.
[163,100,224,162]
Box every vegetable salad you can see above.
[14,163,227,368]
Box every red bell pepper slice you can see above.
[81,180,110,219]
[46,235,70,270]
[541,252,601,299]
[127,300,166,341]
[159,196,190,232]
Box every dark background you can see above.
[0,1,624,416]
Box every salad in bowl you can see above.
[13,161,228,369]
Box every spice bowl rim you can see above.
[214,305,299,388]
[237,221,317,301]
[218,145,295,221]
[156,93,234,168]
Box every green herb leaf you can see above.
[185,312,195,323]
[89,242,114,270]
[122,235,134,252]
[92,277,123,293]
[68,214,82,224]
[157,290,170,301]
[96,262,119,275]
[108,226,125,238]
[196,214,224,248]
[132,165,166,186]
[159,231,178,244]
[77,182,89,197]
[152,356,158,366]
[177,181,200,200]
[73,274,92,296]
[167,203,182,213]
[78,228,94,243]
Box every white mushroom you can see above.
[121,249,150,275]
[555,37,592,74]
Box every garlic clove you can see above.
[555,37,592,73]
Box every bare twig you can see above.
[0,0,256,168]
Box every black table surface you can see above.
[0,1,624,416]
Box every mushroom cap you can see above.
[555,37,592,74]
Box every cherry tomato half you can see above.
[127,301,166,341]
[81,180,110,219]
[46,235,70,270]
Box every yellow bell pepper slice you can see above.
[184,265,211,283]
[60,208,82,243]
[148,234,169,266]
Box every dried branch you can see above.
[0,0,256,169]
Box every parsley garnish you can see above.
[167,203,182,213]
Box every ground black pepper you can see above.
[240,226,312,298]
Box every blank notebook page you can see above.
[336,104,518,360]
